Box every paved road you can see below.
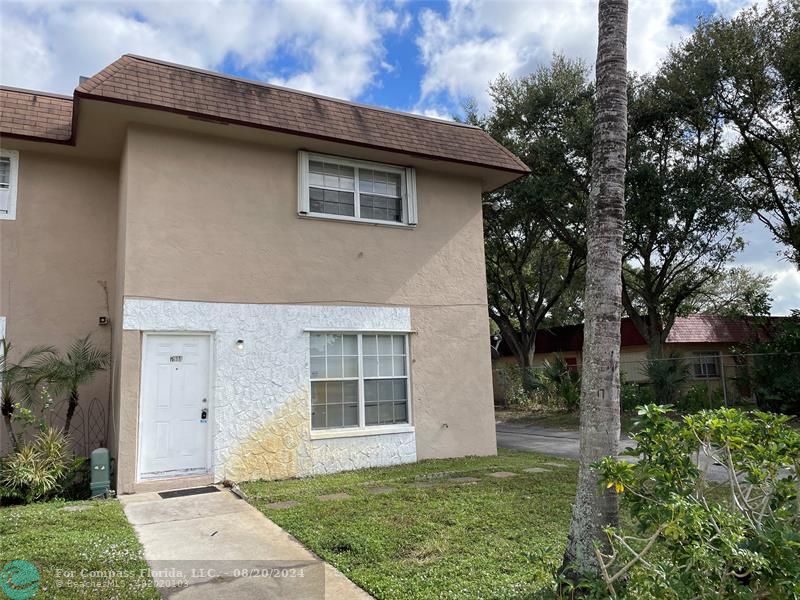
[496,421,731,481]
[496,422,636,459]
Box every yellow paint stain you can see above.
[224,393,309,482]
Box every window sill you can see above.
[310,424,415,441]
[298,212,416,229]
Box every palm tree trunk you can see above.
[64,389,79,435]
[561,0,628,579]
[3,412,19,450]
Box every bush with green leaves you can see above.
[620,380,655,412]
[496,363,542,407]
[750,311,800,415]
[677,383,725,413]
[594,405,800,598]
[0,428,86,504]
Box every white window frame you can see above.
[298,151,417,227]
[308,331,414,440]
[693,351,721,379]
[0,149,20,220]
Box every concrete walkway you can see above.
[121,488,371,599]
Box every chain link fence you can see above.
[493,351,797,410]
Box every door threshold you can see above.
[132,474,215,495]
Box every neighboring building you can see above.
[0,54,529,493]
[492,315,767,402]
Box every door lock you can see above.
[201,408,208,421]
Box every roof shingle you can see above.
[0,87,73,142]
[74,54,529,174]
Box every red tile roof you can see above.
[72,54,530,175]
[664,315,756,344]
[514,315,768,356]
[0,87,73,142]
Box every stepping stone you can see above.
[414,471,454,481]
[488,471,517,478]
[265,500,299,509]
[317,493,352,501]
[409,482,436,488]
[449,477,480,484]
[523,467,552,474]
[366,486,396,495]
[542,462,568,468]
[62,505,92,512]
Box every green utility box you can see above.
[90,448,111,498]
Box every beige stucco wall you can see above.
[120,125,488,307]
[0,148,118,452]
[112,124,496,489]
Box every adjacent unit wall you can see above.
[0,148,118,452]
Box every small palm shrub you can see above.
[1,340,56,449]
[41,335,110,434]
[540,356,581,410]
[643,353,689,406]
[0,428,85,504]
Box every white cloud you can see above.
[0,0,398,100]
[736,220,799,316]
[707,0,767,17]
[415,0,691,112]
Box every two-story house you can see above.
[0,55,528,494]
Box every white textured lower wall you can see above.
[123,298,416,481]
[309,433,417,476]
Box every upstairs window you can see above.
[0,150,19,220]
[298,151,417,226]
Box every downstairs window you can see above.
[310,333,410,431]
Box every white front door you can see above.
[139,334,212,480]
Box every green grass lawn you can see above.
[0,499,158,600]
[241,449,577,599]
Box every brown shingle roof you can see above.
[0,87,73,142]
[74,54,529,175]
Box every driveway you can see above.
[121,487,371,599]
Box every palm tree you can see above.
[561,0,629,579]
[43,336,110,435]
[1,340,56,450]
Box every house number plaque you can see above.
[170,355,183,362]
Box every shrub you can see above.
[539,356,581,410]
[677,383,725,412]
[0,428,86,504]
[643,353,689,406]
[750,311,800,415]
[620,380,654,412]
[594,405,800,598]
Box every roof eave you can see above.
[74,89,532,182]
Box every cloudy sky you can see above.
[1,0,796,313]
